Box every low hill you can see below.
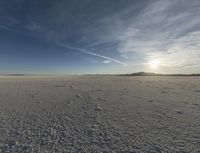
[123,72,200,76]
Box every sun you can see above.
[149,59,160,69]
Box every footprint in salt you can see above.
[175,109,183,114]
[75,94,82,98]
[95,104,103,111]
[53,84,66,87]
[69,85,76,90]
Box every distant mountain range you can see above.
[0,72,200,76]
[0,73,29,76]
[122,72,200,76]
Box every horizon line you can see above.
[0,72,200,76]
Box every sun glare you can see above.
[149,59,160,69]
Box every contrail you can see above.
[60,44,128,66]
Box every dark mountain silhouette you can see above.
[123,72,200,76]
[0,72,199,76]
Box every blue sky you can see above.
[0,0,200,74]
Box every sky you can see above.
[0,0,200,74]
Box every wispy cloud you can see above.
[0,24,14,32]
[147,31,200,68]
[105,0,200,72]
[103,60,112,64]
[23,21,128,67]
[60,44,128,66]
[0,16,18,32]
